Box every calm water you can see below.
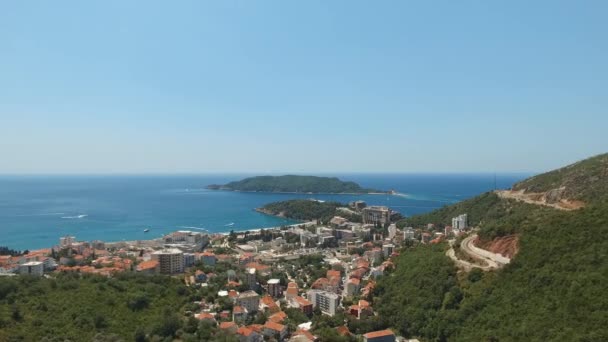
[0,174,528,250]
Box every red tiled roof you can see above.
[264,321,285,332]
[237,327,254,336]
[136,260,159,271]
[219,321,236,329]
[363,329,394,339]
[269,311,287,323]
[336,325,352,336]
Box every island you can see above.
[206,175,387,194]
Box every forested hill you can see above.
[512,152,608,202]
[257,199,362,223]
[206,175,384,193]
[375,153,608,341]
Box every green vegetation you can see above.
[512,152,608,202]
[0,272,233,341]
[207,175,384,193]
[259,199,356,222]
[376,153,608,341]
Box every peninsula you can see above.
[206,175,387,194]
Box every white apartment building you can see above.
[152,248,184,274]
[19,261,44,276]
[452,214,468,230]
[307,289,340,316]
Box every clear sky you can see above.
[1,1,607,174]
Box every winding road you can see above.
[447,234,511,271]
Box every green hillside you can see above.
[512,153,608,202]
[258,199,362,223]
[207,175,384,193]
[375,153,608,341]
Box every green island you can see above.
[206,175,386,194]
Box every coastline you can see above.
[205,189,393,195]
[102,221,314,249]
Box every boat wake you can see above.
[61,214,88,219]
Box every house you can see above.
[194,312,217,325]
[233,305,247,322]
[260,295,281,313]
[290,296,313,316]
[194,270,207,282]
[285,282,299,299]
[237,326,264,342]
[136,260,159,274]
[269,311,288,323]
[263,321,288,341]
[290,329,318,341]
[219,321,238,334]
[345,278,361,296]
[363,329,395,342]
[202,251,216,265]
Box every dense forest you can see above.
[206,175,383,193]
[0,273,236,341]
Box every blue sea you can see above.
[0,174,528,250]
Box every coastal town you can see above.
[0,200,475,342]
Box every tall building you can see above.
[403,227,415,240]
[19,261,43,276]
[236,290,260,313]
[452,214,468,230]
[307,290,340,316]
[388,224,397,239]
[362,206,391,225]
[246,268,257,289]
[152,248,184,274]
[382,244,394,258]
[267,278,282,298]
[59,236,76,247]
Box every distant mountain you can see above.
[206,175,385,194]
[379,153,608,341]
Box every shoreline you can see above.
[205,189,393,195]
[101,221,315,249]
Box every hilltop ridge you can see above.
[377,152,608,341]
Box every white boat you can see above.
[225,222,235,227]
[144,228,150,233]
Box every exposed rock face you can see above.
[543,187,566,204]
[476,235,519,259]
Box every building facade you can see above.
[153,248,184,274]
[362,206,391,225]
[307,290,340,316]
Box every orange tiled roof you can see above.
[219,321,236,330]
[264,321,285,332]
[269,311,287,323]
[237,327,255,336]
[363,329,394,339]
[295,296,312,307]
[336,325,352,336]
[136,260,159,271]
[248,324,264,333]
[294,329,317,340]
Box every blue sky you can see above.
[1,1,607,173]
